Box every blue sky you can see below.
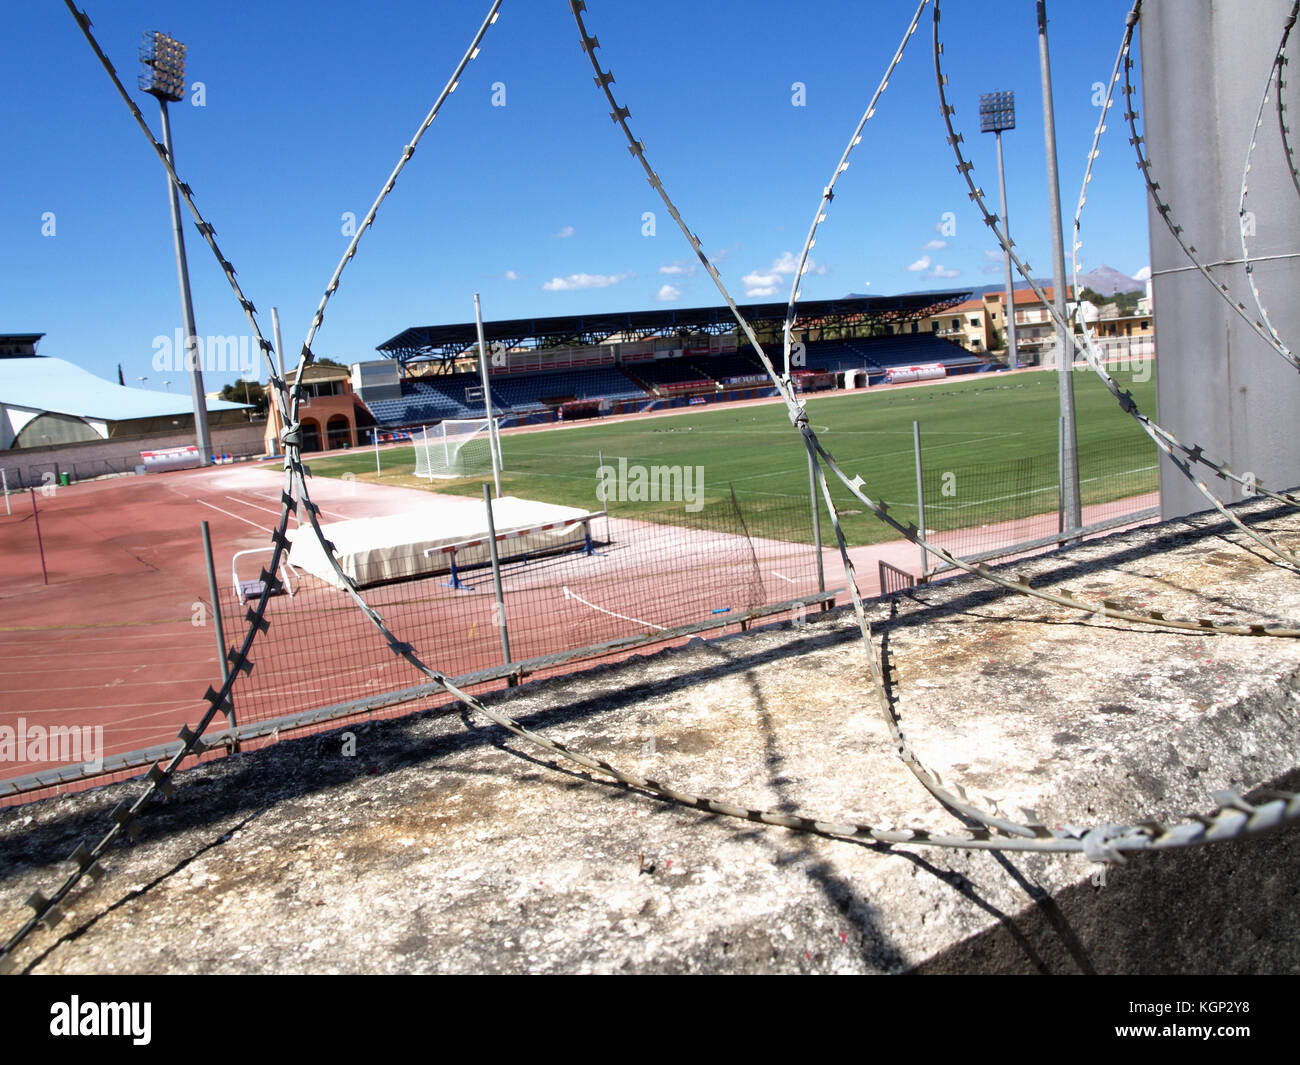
[1,0,1148,391]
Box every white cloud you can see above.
[771,250,801,274]
[931,265,961,279]
[770,250,827,276]
[1133,265,1152,282]
[542,272,629,292]
[504,270,519,281]
[742,271,782,297]
[907,255,932,272]
[657,284,681,302]
[554,225,575,239]
[923,239,947,251]
[742,251,827,297]
[659,260,696,276]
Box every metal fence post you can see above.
[1058,415,1066,536]
[807,447,824,594]
[1,468,9,516]
[913,420,928,578]
[599,449,611,545]
[29,488,47,585]
[201,520,235,727]
[482,483,513,679]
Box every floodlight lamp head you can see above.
[139,30,187,103]
[979,90,1015,134]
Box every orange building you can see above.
[264,363,366,454]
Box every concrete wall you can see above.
[0,421,267,488]
[1141,0,1300,517]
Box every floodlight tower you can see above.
[140,30,211,466]
[979,90,1020,368]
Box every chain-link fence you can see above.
[202,485,826,745]
[920,433,1159,572]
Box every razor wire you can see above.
[0,2,314,968]
[565,0,1300,840]
[1282,25,1300,201]
[574,1,1298,635]
[1074,4,1300,522]
[778,0,930,376]
[409,0,1300,855]
[931,0,1300,573]
[1120,2,1299,372]
[0,0,503,972]
[775,0,1156,840]
[1239,0,1300,361]
[6,0,1300,975]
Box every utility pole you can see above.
[474,293,503,498]
[1037,0,1081,535]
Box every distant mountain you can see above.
[848,266,1145,302]
[1077,264,1144,296]
[852,280,1055,300]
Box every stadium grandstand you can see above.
[356,291,999,431]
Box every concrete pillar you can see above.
[1140,0,1300,518]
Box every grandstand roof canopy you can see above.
[377,292,973,365]
[0,356,248,420]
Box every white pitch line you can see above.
[563,586,667,631]
[770,571,796,584]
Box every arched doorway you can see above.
[300,419,322,452]
[326,414,353,451]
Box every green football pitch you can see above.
[306,367,1158,547]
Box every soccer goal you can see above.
[414,419,500,480]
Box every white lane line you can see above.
[226,494,283,517]
[196,498,272,532]
[562,586,666,631]
[234,490,351,521]
[770,571,796,584]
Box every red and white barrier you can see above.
[883,363,946,384]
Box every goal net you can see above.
[414,419,498,480]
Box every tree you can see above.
[219,379,269,416]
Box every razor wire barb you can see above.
[6,0,1300,975]
[1239,0,1300,361]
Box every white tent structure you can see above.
[286,495,598,589]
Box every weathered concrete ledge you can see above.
[2,496,1298,973]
